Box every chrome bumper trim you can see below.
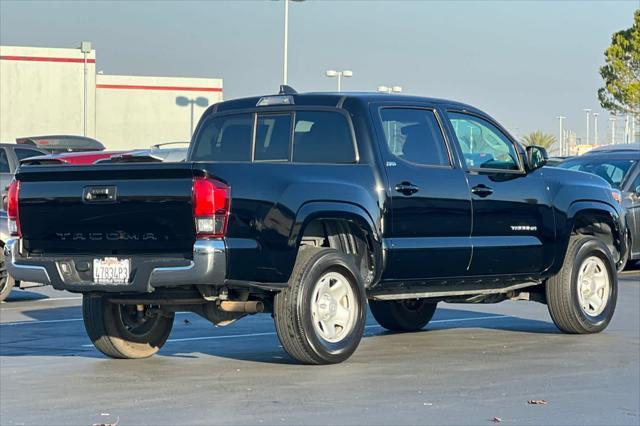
[4,239,52,285]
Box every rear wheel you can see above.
[369,299,437,332]
[274,248,366,365]
[546,235,617,334]
[82,294,174,359]
[0,251,15,302]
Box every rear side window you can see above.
[0,149,9,173]
[379,108,449,166]
[191,114,253,162]
[292,111,355,163]
[255,114,291,161]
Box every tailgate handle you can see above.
[83,186,117,203]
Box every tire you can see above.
[369,299,437,332]
[0,251,16,303]
[274,247,366,365]
[82,294,174,359]
[546,235,617,334]
[617,234,631,272]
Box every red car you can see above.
[20,151,125,165]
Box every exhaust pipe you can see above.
[219,300,264,314]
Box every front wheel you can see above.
[369,299,437,332]
[82,295,174,359]
[274,248,366,365]
[546,235,617,334]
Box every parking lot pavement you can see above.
[0,272,638,426]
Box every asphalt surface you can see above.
[1,270,639,426]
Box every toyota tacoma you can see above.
[6,88,627,364]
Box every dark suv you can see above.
[6,90,627,364]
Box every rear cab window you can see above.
[191,109,356,164]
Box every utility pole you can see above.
[593,112,599,145]
[583,109,591,145]
[556,116,566,156]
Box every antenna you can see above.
[279,85,298,95]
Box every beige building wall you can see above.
[95,74,222,150]
[0,45,223,150]
[0,45,96,142]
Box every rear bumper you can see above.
[4,238,226,293]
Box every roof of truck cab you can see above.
[213,92,481,114]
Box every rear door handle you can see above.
[395,182,419,196]
[471,184,493,197]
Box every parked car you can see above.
[20,151,125,166]
[0,143,48,301]
[558,147,639,269]
[5,89,627,364]
[0,143,48,199]
[16,135,105,153]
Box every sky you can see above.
[1,0,638,147]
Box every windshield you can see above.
[558,158,637,189]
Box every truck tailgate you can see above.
[16,163,197,256]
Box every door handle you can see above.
[395,182,419,196]
[471,184,493,197]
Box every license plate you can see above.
[93,258,130,284]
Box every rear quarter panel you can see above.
[197,162,381,283]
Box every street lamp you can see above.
[609,116,616,144]
[277,0,304,85]
[325,70,353,92]
[593,112,599,145]
[377,85,403,94]
[79,41,92,137]
[583,109,591,145]
[556,116,566,156]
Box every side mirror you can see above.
[634,185,640,196]
[526,145,548,171]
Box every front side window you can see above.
[448,112,521,171]
[191,114,253,162]
[380,108,449,166]
[292,111,355,163]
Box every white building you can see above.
[0,45,223,150]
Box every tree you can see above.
[522,131,556,150]
[598,9,640,115]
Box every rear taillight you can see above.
[6,180,21,237]
[193,176,230,238]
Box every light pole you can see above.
[583,109,591,145]
[593,112,599,145]
[609,117,616,144]
[80,41,92,137]
[279,0,304,85]
[325,70,353,92]
[556,116,566,155]
[377,85,403,94]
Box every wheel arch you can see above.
[289,201,384,288]
[562,201,626,270]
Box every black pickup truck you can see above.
[6,89,627,364]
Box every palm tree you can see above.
[522,131,556,151]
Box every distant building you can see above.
[0,45,223,150]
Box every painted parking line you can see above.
[0,318,85,326]
[49,314,512,347]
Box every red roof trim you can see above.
[96,84,222,92]
[0,55,96,64]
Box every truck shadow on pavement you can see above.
[1,304,561,363]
